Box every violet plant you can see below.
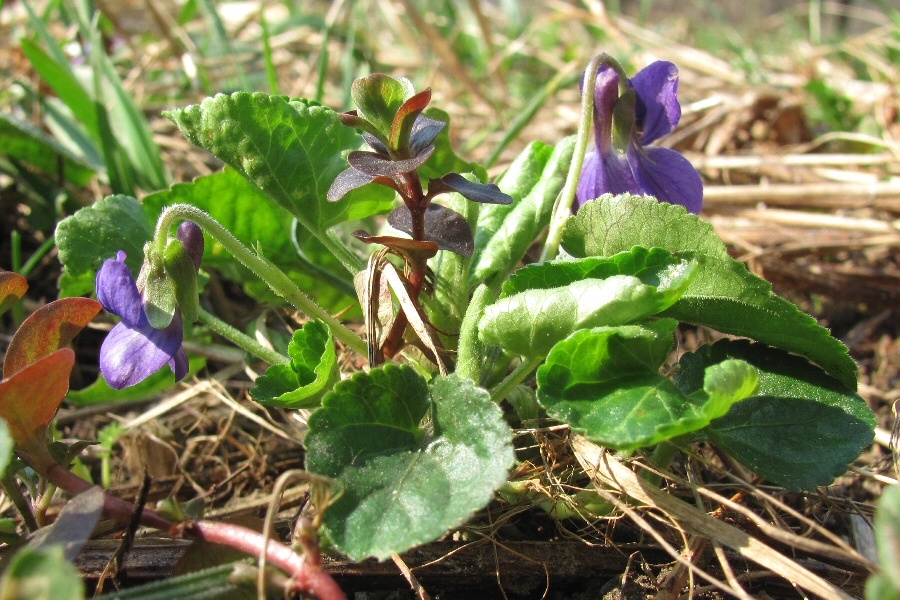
[42,52,875,589]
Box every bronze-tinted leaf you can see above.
[4,297,101,378]
[0,349,74,443]
[352,230,440,261]
[0,272,27,317]
[389,89,432,153]
[327,167,376,202]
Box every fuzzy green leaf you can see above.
[166,93,394,234]
[678,340,875,490]
[55,195,154,296]
[561,194,857,389]
[305,366,514,560]
[501,246,697,297]
[537,324,757,450]
[479,247,696,357]
[250,320,338,409]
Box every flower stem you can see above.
[155,204,367,357]
[30,457,347,600]
[197,308,289,366]
[539,53,606,263]
[490,355,543,403]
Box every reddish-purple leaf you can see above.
[4,297,101,378]
[348,147,434,178]
[429,173,513,205]
[388,204,474,257]
[0,272,28,317]
[0,349,74,443]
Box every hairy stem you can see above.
[197,308,289,366]
[490,355,543,403]
[154,204,367,356]
[539,53,605,263]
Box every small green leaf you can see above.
[167,94,394,234]
[471,137,574,290]
[479,248,696,357]
[305,366,514,560]
[56,195,154,292]
[93,563,251,600]
[561,194,858,389]
[0,545,85,600]
[866,486,900,600]
[351,74,413,141]
[699,359,760,420]
[678,340,875,490]
[250,320,338,409]
[537,322,718,450]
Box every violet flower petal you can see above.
[629,146,703,214]
[99,313,185,389]
[629,61,681,145]
[576,148,640,208]
[169,345,190,381]
[96,252,145,328]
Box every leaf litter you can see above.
[1,0,898,598]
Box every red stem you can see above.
[37,459,346,600]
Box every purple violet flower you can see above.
[576,61,703,214]
[96,222,203,389]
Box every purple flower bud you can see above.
[577,59,703,214]
[176,221,204,270]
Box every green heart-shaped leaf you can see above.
[305,366,514,560]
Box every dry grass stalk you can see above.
[571,435,863,600]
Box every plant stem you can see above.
[197,308,289,366]
[539,54,605,263]
[154,204,367,357]
[31,458,346,600]
[490,355,543,403]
